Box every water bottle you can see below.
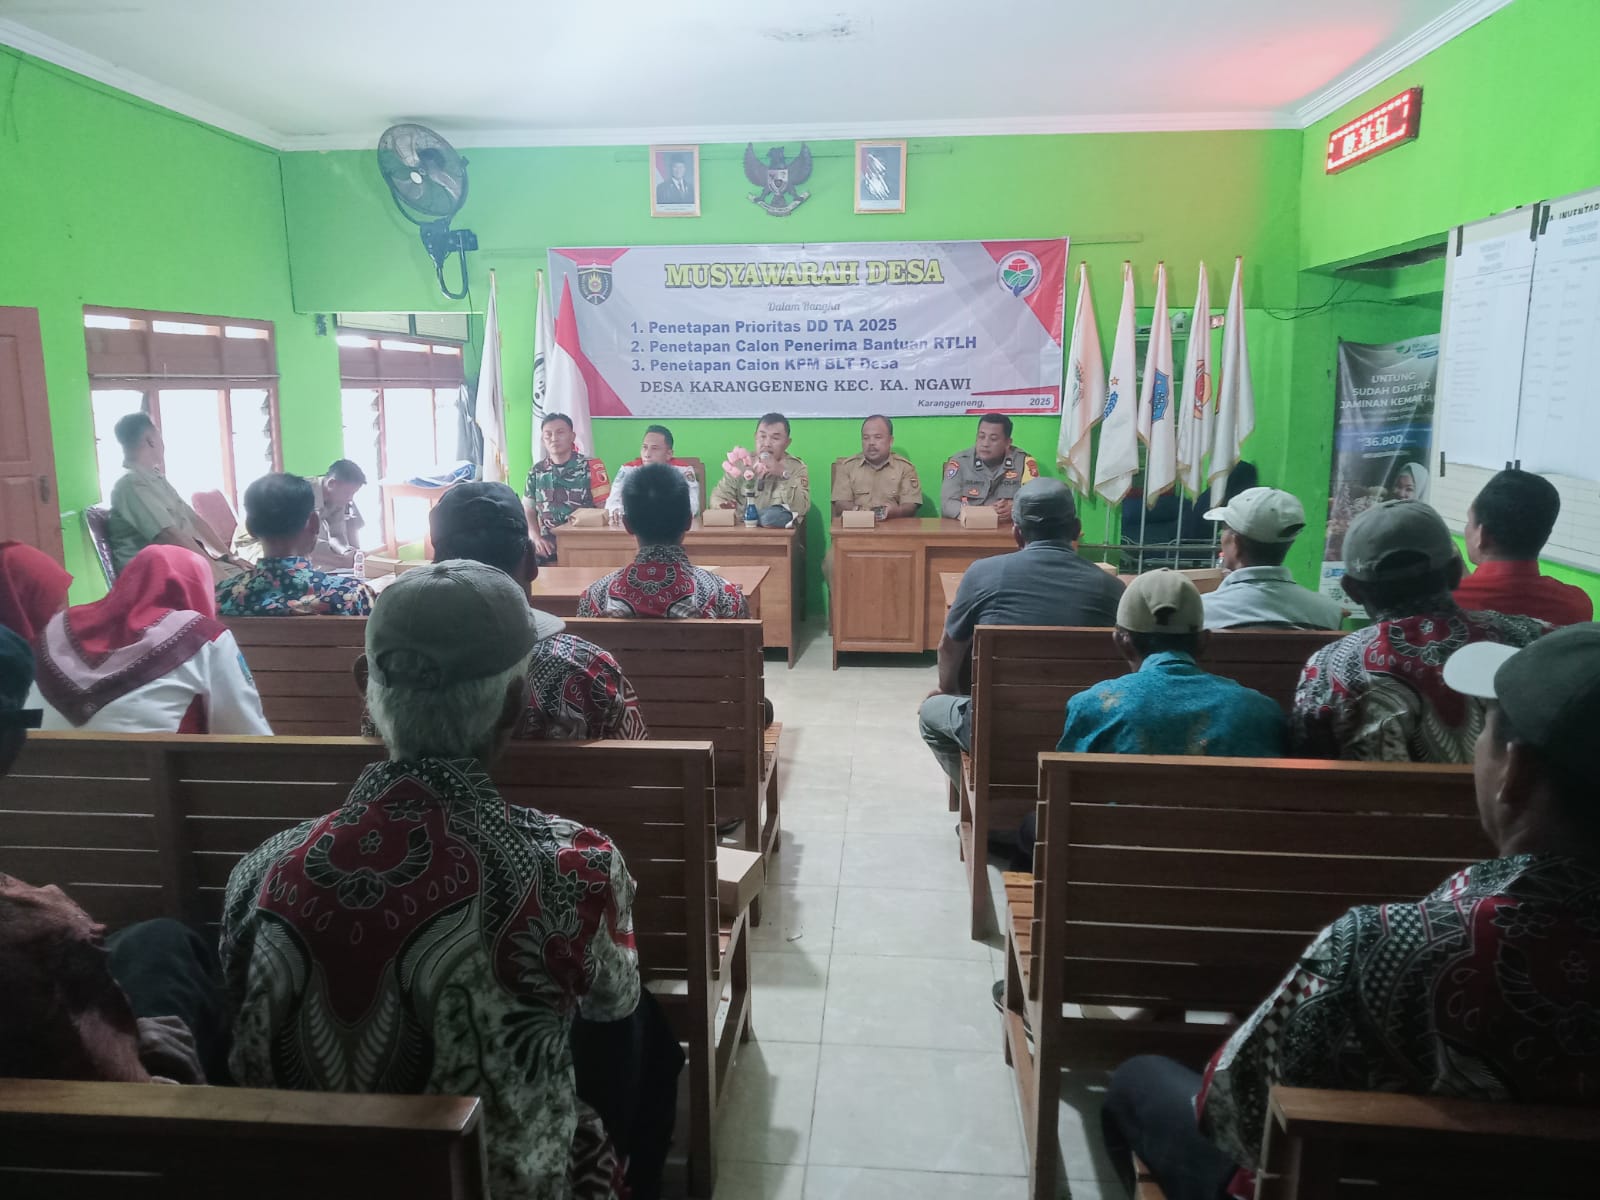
[353,550,366,579]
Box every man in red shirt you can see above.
[1456,469,1593,627]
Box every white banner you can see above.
[547,239,1067,419]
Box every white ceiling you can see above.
[0,0,1510,149]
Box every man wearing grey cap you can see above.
[918,477,1124,786]
[1105,624,1600,1198]
[1202,487,1343,631]
[1292,500,1549,764]
[222,562,643,1199]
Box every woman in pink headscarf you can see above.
[0,541,71,641]
[28,545,270,734]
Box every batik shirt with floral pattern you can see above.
[576,545,750,619]
[215,555,373,616]
[220,758,640,1200]
[1199,855,1600,1180]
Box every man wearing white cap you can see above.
[1102,623,1600,1199]
[1202,487,1343,631]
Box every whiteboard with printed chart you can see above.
[547,239,1067,419]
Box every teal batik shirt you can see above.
[1056,651,1286,756]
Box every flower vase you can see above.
[742,488,759,527]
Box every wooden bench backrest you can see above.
[223,616,368,736]
[1027,755,1485,1051]
[566,617,765,799]
[0,1078,488,1198]
[2,733,716,985]
[1258,1086,1600,1199]
[971,625,1340,827]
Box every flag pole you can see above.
[1136,449,1149,574]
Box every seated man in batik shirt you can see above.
[579,464,750,619]
[215,473,372,616]
[223,562,641,1200]
[524,413,609,565]
[1101,623,1600,1200]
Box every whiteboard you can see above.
[1432,186,1600,574]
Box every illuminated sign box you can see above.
[1325,87,1422,174]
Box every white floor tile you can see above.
[845,789,958,835]
[714,1160,807,1200]
[771,829,844,887]
[1059,1070,1121,1186]
[838,831,969,891]
[780,758,853,792]
[780,789,850,833]
[749,886,838,955]
[822,954,1000,1052]
[715,1040,820,1166]
[831,887,991,961]
[808,1044,1026,1174]
[804,1166,1027,1199]
[751,949,829,1044]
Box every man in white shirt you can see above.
[1202,488,1344,631]
[606,424,700,522]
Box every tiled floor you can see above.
[708,621,1120,1199]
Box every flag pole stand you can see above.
[1136,490,1149,574]
[1103,506,1113,568]
[1172,493,1184,568]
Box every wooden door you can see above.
[0,308,64,558]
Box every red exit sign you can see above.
[1325,87,1422,174]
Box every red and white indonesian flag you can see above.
[1137,262,1177,508]
[1175,262,1212,498]
[1057,263,1105,493]
[1093,262,1140,505]
[547,277,597,456]
[476,271,508,483]
[1208,257,1256,504]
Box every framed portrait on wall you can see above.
[855,140,906,213]
[650,145,700,217]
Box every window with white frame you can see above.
[84,309,280,521]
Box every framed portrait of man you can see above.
[650,145,701,217]
[855,140,906,214]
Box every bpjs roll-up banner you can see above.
[1320,336,1440,605]
[547,239,1067,419]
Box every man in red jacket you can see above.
[1456,469,1593,627]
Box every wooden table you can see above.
[828,518,1016,666]
[555,524,804,664]
[528,565,767,617]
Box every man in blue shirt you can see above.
[918,478,1124,786]
[1201,487,1344,631]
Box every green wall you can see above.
[281,132,1303,609]
[1288,0,1600,608]
[0,47,337,602]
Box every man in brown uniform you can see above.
[832,414,923,521]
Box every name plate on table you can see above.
[841,509,876,529]
[957,506,998,529]
[567,508,607,528]
[702,509,737,527]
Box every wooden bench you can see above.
[998,753,1486,1200]
[223,616,368,735]
[0,1079,487,1199]
[566,618,780,920]
[2,733,738,1199]
[958,625,1341,936]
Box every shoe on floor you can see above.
[991,980,1033,1041]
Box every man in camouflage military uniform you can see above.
[524,413,610,564]
[939,413,1039,521]
[832,414,923,520]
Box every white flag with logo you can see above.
[1093,262,1139,505]
[475,271,508,483]
[1137,262,1177,507]
[1057,263,1105,493]
[1175,262,1212,497]
[531,269,554,460]
[1208,257,1256,503]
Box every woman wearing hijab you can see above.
[0,542,72,641]
[28,545,271,734]
[1391,461,1430,503]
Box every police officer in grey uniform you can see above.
[939,414,1040,520]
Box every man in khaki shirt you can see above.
[710,412,810,526]
[106,413,246,582]
[832,414,923,521]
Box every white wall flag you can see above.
[1209,257,1256,503]
[475,271,508,483]
[1093,262,1140,505]
[531,269,554,461]
[1175,262,1212,497]
[1137,262,1177,507]
[1057,263,1105,492]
